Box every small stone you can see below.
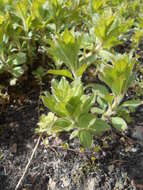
[120,137,125,142]
[108,165,114,172]
[61,176,70,187]
[53,137,62,146]
[132,126,143,141]
[131,147,137,152]
[84,178,95,190]
[10,143,17,153]
[102,151,106,156]
[48,178,56,190]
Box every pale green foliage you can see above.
[0,0,142,84]
[39,70,142,147]
[111,117,127,131]
[36,112,57,135]
[42,77,83,117]
[99,54,135,96]
[40,77,111,147]
[48,29,87,79]
[93,12,133,49]
[0,0,143,148]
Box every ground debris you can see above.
[0,87,142,190]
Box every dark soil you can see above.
[0,84,143,190]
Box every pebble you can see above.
[84,177,95,190]
[48,178,56,190]
[61,176,70,188]
[132,126,143,141]
[10,143,17,153]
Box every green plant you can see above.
[37,77,111,147]
[37,52,142,148]
[0,0,143,149]
[91,54,142,123]
[93,12,133,49]
[47,29,87,79]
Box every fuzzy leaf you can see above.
[48,29,81,77]
[78,113,95,129]
[121,99,142,108]
[48,69,73,79]
[112,117,127,131]
[70,130,79,140]
[90,119,111,135]
[52,118,72,132]
[79,130,93,148]
[76,63,87,77]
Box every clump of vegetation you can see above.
[0,0,143,148]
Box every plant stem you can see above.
[102,95,123,119]
[15,135,41,190]
[15,85,41,190]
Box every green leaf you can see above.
[80,94,95,114]
[90,119,111,135]
[70,130,79,140]
[97,96,107,109]
[48,29,81,78]
[79,130,93,148]
[12,66,24,77]
[91,0,106,11]
[71,78,83,97]
[52,118,72,132]
[92,84,109,98]
[112,117,127,131]
[99,50,114,62]
[121,99,142,108]
[32,66,46,79]
[41,94,56,112]
[76,63,87,77]
[51,77,71,103]
[78,113,95,129]
[63,29,75,44]
[116,107,132,123]
[13,52,26,65]
[6,54,25,67]
[66,96,81,116]
[99,54,135,95]
[94,12,133,49]
[80,54,97,66]
[36,112,57,134]
[47,69,73,79]
[91,107,105,114]
[104,94,114,105]
[41,78,84,117]
[41,94,68,117]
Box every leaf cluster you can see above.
[0,0,143,147]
